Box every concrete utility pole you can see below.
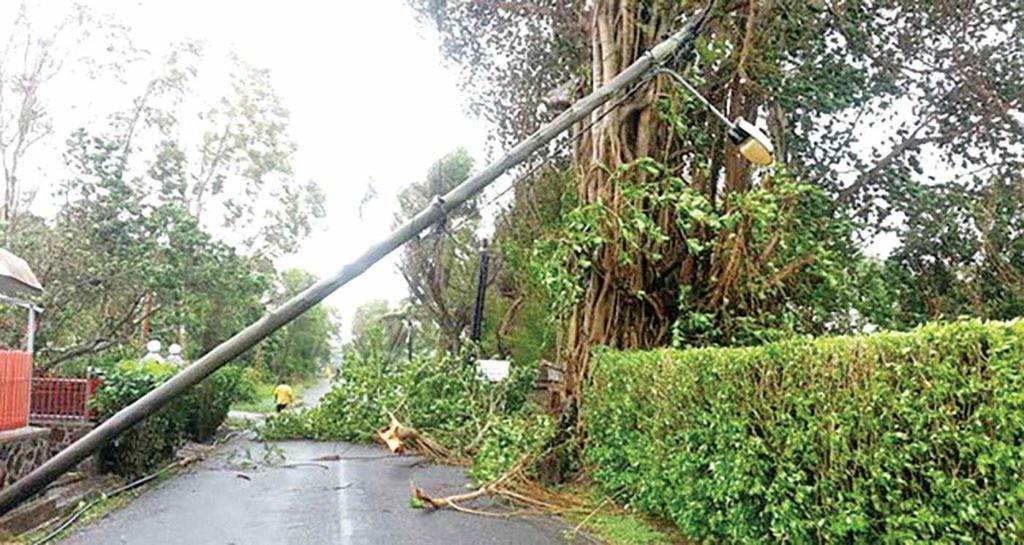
[0,4,713,515]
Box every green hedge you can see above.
[584,320,1024,543]
[92,360,241,476]
[185,366,242,442]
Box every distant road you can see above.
[298,377,334,407]
[227,377,333,422]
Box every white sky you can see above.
[3,0,490,339]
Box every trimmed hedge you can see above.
[185,366,242,442]
[584,320,1024,543]
[92,360,241,476]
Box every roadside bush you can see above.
[184,365,242,441]
[92,360,243,476]
[91,360,185,477]
[470,413,554,484]
[584,320,1024,543]
[234,366,269,404]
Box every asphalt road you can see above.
[296,377,334,408]
[60,380,588,544]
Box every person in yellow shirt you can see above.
[273,383,293,413]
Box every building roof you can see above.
[0,248,42,296]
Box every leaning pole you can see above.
[0,4,712,515]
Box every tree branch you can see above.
[40,297,160,369]
[764,253,815,289]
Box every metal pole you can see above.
[0,6,711,515]
[470,239,489,345]
[654,68,734,128]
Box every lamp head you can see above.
[728,118,775,166]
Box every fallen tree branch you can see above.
[412,482,491,510]
[408,453,581,520]
[376,416,459,464]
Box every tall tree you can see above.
[107,46,326,260]
[8,129,270,367]
[410,0,1024,408]
[0,2,132,241]
[885,176,1024,323]
[0,8,329,369]
[395,148,492,353]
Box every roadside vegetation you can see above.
[587,320,1024,542]
[259,1,1024,540]
[1,0,1022,543]
[90,360,241,476]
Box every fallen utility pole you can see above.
[0,4,712,515]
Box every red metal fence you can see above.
[30,373,100,421]
[0,351,32,431]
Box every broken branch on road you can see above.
[376,416,460,464]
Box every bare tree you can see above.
[0,2,133,241]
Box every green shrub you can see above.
[92,360,243,476]
[470,413,554,484]
[234,366,269,404]
[584,320,1024,543]
[92,360,186,477]
[261,349,536,452]
[184,366,242,441]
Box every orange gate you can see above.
[0,351,32,431]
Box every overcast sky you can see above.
[3,0,490,338]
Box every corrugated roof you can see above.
[0,248,42,296]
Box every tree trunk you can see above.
[564,0,758,403]
[565,0,684,401]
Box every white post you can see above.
[23,306,36,428]
[26,306,35,354]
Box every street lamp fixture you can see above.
[656,68,775,166]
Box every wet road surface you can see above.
[59,379,587,545]
[60,439,585,545]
